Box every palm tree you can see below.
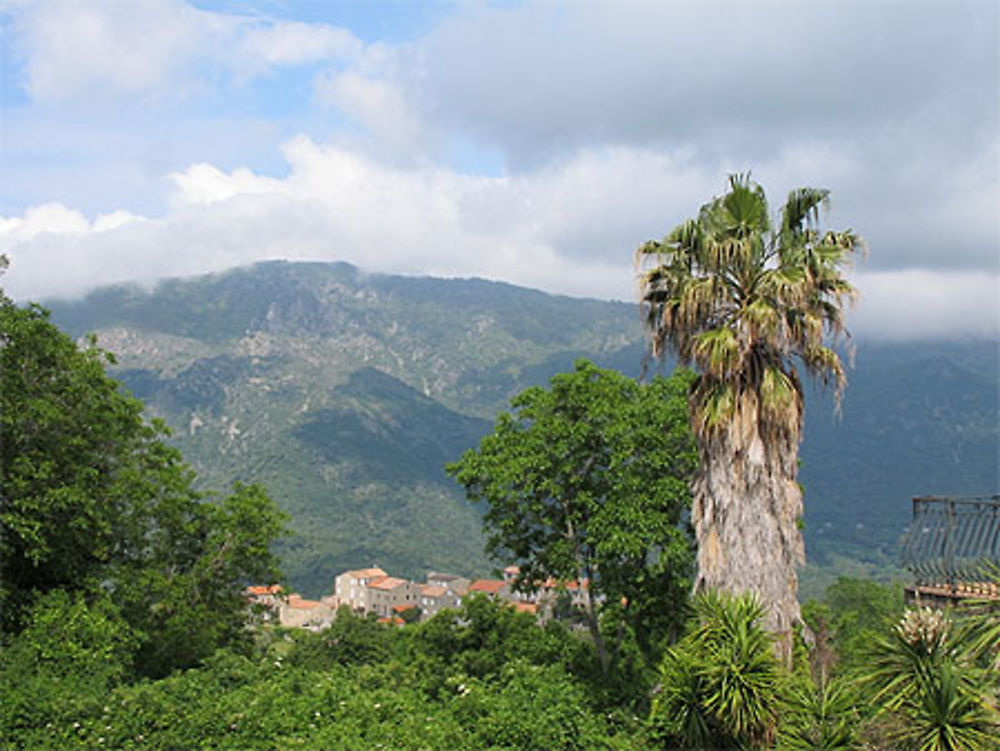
[636,174,862,660]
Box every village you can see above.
[246,566,593,630]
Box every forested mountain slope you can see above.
[46,261,998,595]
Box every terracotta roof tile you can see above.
[468,579,507,594]
[246,584,283,596]
[369,576,408,591]
[344,567,387,579]
[287,594,321,610]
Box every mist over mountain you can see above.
[46,261,998,596]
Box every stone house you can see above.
[279,594,335,630]
[426,572,470,595]
[466,579,510,600]
[334,567,387,612]
[245,584,283,624]
[364,575,421,618]
[417,583,463,620]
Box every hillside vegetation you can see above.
[4,273,997,749]
[45,261,999,595]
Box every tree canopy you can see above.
[447,359,697,671]
[0,288,286,676]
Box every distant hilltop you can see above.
[44,261,999,596]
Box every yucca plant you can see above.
[650,591,781,749]
[864,606,999,750]
[777,674,860,750]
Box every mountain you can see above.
[45,261,999,596]
[46,261,652,594]
[797,340,999,593]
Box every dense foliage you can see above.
[1,597,637,750]
[1,290,286,678]
[4,572,995,749]
[448,360,697,673]
[2,265,996,749]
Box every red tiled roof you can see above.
[287,594,321,610]
[369,576,408,591]
[468,579,507,594]
[514,602,537,614]
[343,567,387,579]
[246,584,282,596]
[393,604,418,613]
[420,584,447,597]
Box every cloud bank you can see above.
[0,0,996,340]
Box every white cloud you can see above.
[7,0,364,103]
[0,202,144,241]
[239,20,362,66]
[314,70,421,147]
[169,163,288,206]
[850,270,999,341]
[1,1,996,341]
[2,138,996,340]
[92,209,146,233]
[0,202,89,240]
[11,0,225,102]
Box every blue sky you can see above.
[1,0,997,339]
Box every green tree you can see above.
[0,291,286,675]
[0,298,165,627]
[806,576,903,676]
[636,175,862,659]
[447,360,696,672]
[120,482,288,676]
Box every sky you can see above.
[0,0,997,340]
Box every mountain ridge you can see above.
[43,261,999,596]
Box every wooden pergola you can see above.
[900,494,1000,606]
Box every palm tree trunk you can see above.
[692,391,804,665]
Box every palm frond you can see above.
[689,378,737,437]
[781,187,830,236]
[636,176,860,427]
[759,366,802,430]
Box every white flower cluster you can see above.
[897,606,950,652]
